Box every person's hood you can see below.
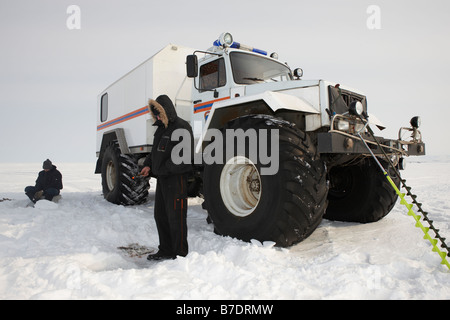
[148,95,177,128]
[42,165,57,172]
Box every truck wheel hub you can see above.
[106,160,116,191]
[220,156,262,217]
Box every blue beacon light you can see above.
[213,34,267,56]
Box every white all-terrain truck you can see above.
[95,33,425,247]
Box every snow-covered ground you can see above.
[0,160,449,300]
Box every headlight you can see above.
[410,116,421,128]
[355,122,365,133]
[337,120,350,131]
[349,101,364,116]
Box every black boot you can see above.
[147,251,176,261]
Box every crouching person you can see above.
[25,159,63,203]
[140,95,193,261]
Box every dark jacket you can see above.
[144,95,193,177]
[35,165,63,191]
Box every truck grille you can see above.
[328,85,367,115]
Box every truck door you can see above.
[192,57,230,126]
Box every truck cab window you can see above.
[101,93,108,122]
[199,58,226,91]
[230,52,292,84]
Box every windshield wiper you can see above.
[243,77,264,82]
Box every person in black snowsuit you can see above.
[25,159,63,203]
[140,95,194,261]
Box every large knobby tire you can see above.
[101,142,149,205]
[203,115,328,247]
[324,157,400,223]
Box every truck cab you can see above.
[189,35,306,133]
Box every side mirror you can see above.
[186,55,198,78]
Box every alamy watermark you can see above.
[367,5,381,30]
[66,5,381,31]
[66,5,81,30]
[170,127,280,176]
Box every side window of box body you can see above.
[101,93,108,122]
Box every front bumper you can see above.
[317,131,426,156]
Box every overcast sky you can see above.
[1,0,449,164]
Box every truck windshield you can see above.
[230,52,293,84]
